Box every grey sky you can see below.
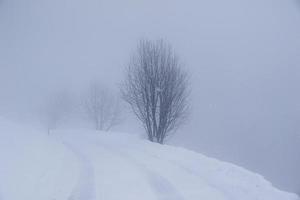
[0,0,300,193]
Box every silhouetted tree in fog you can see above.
[83,83,120,131]
[122,39,189,144]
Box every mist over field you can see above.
[0,0,300,195]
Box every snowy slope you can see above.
[0,119,79,200]
[0,119,298,200]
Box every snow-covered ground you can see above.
[0,119,298,200]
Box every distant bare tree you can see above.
[44,91,73,134]
[122,39,189,144]
[83,83,120,131]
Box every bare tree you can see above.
[83,83,120,131]
[122,39,189,144]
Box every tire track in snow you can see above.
[131,146,234,200]
[97,139,231,200]
[63,141,96,200]
[127,143,233,200]
[161,159,234,200]
[89,139,185,200]
[144,169,185,200]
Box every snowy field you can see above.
[0,118,298,200]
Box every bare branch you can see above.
[83,83,121,131]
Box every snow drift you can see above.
[0,119,298,200]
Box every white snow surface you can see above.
[0,119,298,200]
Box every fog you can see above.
[0,0,299,194]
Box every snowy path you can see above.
[62,136,185,200]
[92,137,232,200]
[53,131,299,200]
[89,140,185,200]
[90,136,227,200]
[63,141,96,200]
[60,133,226,200]
[1,120,298,200]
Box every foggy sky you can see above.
[0,0,300,193]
